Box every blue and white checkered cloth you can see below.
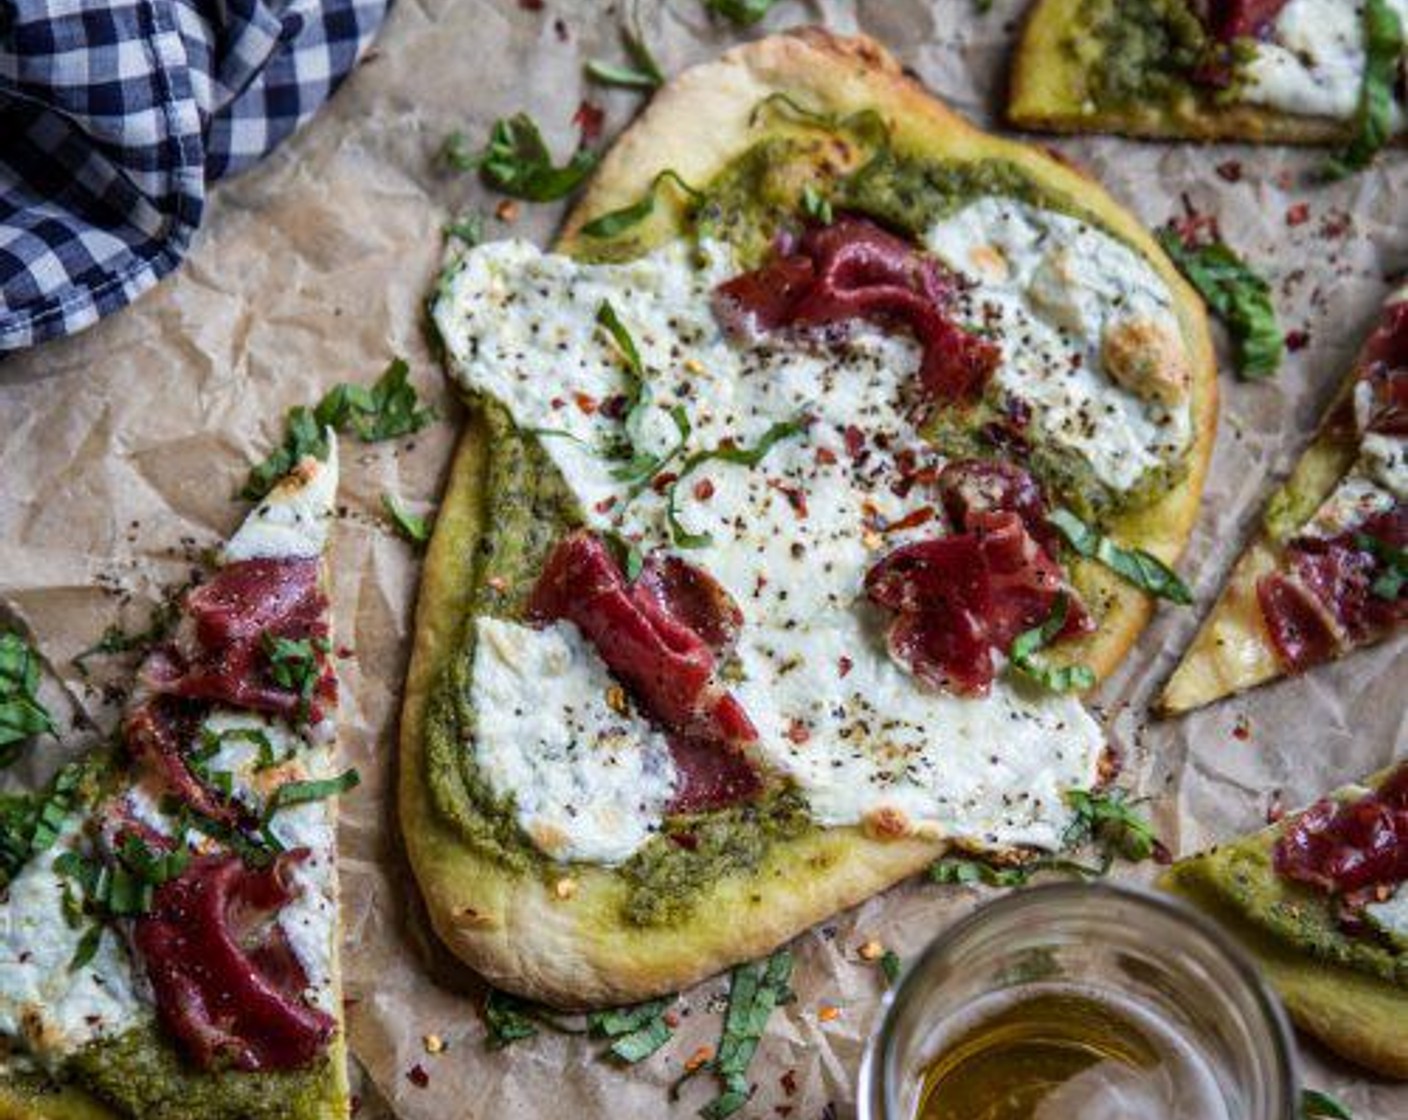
[0,0,388,351]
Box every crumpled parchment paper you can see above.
[0,1,1404,1117]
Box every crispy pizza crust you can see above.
[402,27,1217,1008]
[1009,0,1359,143]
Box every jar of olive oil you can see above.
[858,883,1299,1120]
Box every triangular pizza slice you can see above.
[1163,759,1408,1077]
[0,444,351,1120]
[1162,284,1406,714]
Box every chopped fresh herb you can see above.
[1048,508,1192,604]
[54,834,191,931]
[1063,788,1160,864]
[800,184,833,225]
[0,631,57,765]
[588,997,675,1063]
[453,113,599,202]
[484,990,542,1049]
[383,493,433,548]
[445,210,484,246]
[586,16,665,90]
[1156,228,1283,380]
[580,169,705,239]
[666,417,809,549]
[72,601,178,675]
[1356,532,1408,599]
[69,923,104,972]
[1008,595,1096,693]
[0,762,84,887]
[746,92,891,151]
[1326,0,1403,179]
[930,850,1112,890]
[690,949,795,1119]
[879,950,902,986]
[263,769,360,822]
[260,634,328,716]
[162,796,281,867]
[705,0,780,27]
[243,358,434,500]
[200,725,287,772]
[1301,1089,1353,1119]
[602,532,647,583]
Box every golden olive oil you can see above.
[913,989,1228,1120]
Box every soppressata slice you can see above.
[402,28,1217,1008]
[1163,759,1408,1077]
[1162,284,1406,713]
[0,448,351,1120]
[1011,0,1408,150]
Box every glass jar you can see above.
[858,881,1299,1120]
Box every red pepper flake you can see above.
[336,646,355,660]
[407,1064,430,1089]
[1266,791,1286,824]
[838,656,853,678]
[1170,195,1221,248]
[786,719,810,745]
[573,101,605,145]
[684,1045,714,1073]
[1215,160,1243,183]
[350,1095,363,1115]
[884,506,935,534]
[815,446,838,466]
[1152,839,1173,866]
[600,393,628,419]
[652,471,678,495]
[573,392,598,415]
[517,0,543,9]
[770,480,809,518]
[664,1010,682,1028]
[1285,202,1310,227]
[1319,210,1352,239]
[843,426,866,459]
[781,1070,799,1097]
[550,396,566,410]
[1285,329,1310,352]
[1231,715,1251,742]
[693,478,716,501]
[595,496,618,514]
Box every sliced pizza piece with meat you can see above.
[1010,0,1408,151]
[1162,285,1407,714]
[1163,759,1408,1077]
[0,446,352,1120]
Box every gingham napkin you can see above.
[0,0,388,351]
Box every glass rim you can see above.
[858,879,1302,1120]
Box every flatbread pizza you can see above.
[0,449,352,1119]
[403,28,1217,1008]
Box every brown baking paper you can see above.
[1,1,1405,1116]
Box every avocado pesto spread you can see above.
[1070,0,1209,108]
[426,126,1188,924]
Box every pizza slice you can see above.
[0,444,352,1120]
[403,29,1216,1008]
[1010,0,1407,152]
[1163,759,1408,1078]
[1161,285,1406,714]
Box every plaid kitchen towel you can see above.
[0,0,388,351]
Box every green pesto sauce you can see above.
[40,1023,334,1120]
[1069,0,1209,108]
[1169,836,1408,989]
[428,128,1193,924]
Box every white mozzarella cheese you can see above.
[1241,0,1408,126]
[924,197,1193,493]
[1361,431,1408,499]
[224,435,339,562]
[0,823,147,1060]
[435,222,1140,858]
[469,617,678,864]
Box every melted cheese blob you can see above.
[434,208,1185,861]
[1241,0,1408,125]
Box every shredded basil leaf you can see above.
[444,210,484,246]
[72,601,178,675]
[586,17,664,91]
[68,923,104,972]
[243,357,435,500]
[383,493,433,548]
[485,990,542,1049]
[587,997,675,1063]
[879,950,902,986]
[1326,0,1403,179]
[705,0,780,27]
[665,417,809,549]
[1007,594,1096,693]
[580,169,705,239]
[1356,532,1408,600]
[689,949,795,1119]
[451,113,600,202]
[263,769,360,822]
[1,762,85,887]
[1048,507,1192,604]
[1063,788,1160,863]
[1301,1089,1353,1119]
[800,184,833,225]
[0,631,57,765]
[260,634,328,716]
[1156,228,1283,380]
